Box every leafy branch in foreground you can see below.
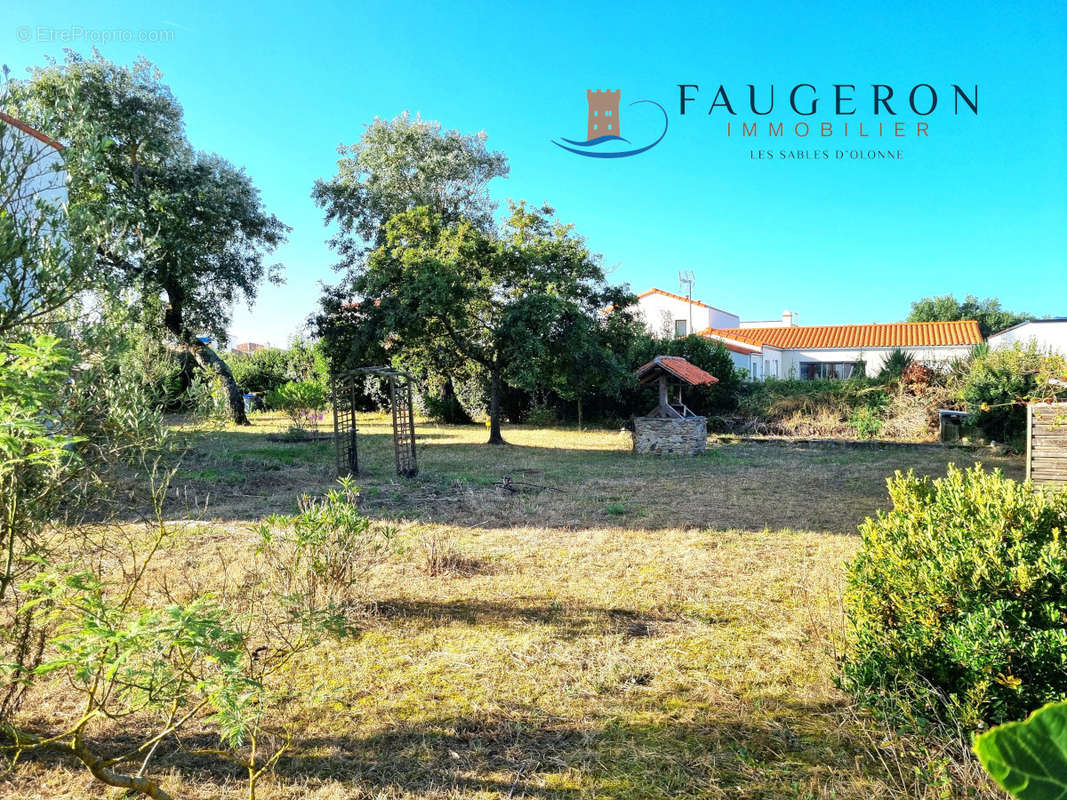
[1,475,385,799]
[974,701,1067,800]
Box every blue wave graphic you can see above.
[558,134,631,147]
[552,100,668,159]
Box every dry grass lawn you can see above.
[3,414,1023,799]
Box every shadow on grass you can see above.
[154,423,1025,534]
[22,700,897,799]
[369,598,685,640]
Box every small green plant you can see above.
[253,478,396,616]
[878,348,916,381]
[973,701,1067,799]
[525,403,559,427]
[849,405,883,439]
[841,465,1067,730]
[265,379,327,433]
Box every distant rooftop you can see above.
[701,320,983,350]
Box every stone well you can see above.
[631,416,707,456]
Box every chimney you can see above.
[782,310,795,326]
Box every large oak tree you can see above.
[358,201,629,443]
[311,113,509,409]
[9,52,287,424]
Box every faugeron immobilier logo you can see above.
[552,82,978,161]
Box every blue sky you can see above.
[3,0,1065,345]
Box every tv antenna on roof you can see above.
[679,270,695,335]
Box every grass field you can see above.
[6,414,1023,799]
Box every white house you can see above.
[987,319,1067,356]
[702,320,983,380]
[634,288,740,338]
[0,111,67,214]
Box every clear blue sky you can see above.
[3,0,1065,345]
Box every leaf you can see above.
[974,701,1067,799]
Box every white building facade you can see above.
[0,111,67,215]
[988,319,1067,356]
[704,321,982,380]
[634,288,740,339]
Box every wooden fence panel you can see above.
[1028,402,1067,485]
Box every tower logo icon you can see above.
[586,89,621,140]
[552,89,668,159]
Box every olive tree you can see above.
[9,52,288,424]
[312,113,508,402]
[359,201,621,443]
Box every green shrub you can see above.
[842,465,1067,730]
[738,377,890,434]
[226,348,290,394]
[849,405,884,439]
[525,404,559,426]
[253,478,397,615]
[265,380,327,431]
[954,343,1067,446]
[878,348,916,381]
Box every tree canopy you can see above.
[8,51,288,423]
[355,201,632,442]
[908,293,1029,337]
[312,112,509,267]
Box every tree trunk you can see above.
[487,366,504,444]
[184,339,251,425]
[577,395,583,431]
[164,287,250,426]
[439,375,474,424]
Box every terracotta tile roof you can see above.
[636,288,737,316]
[637,287,712,309]
[0,112,64,151]
[635,355,718,386]
[699,320,982,350]
[704,335,762,355]
[720,341,760,355]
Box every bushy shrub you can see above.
[878,348,916,381]
[842,465,1067,730]
[900,362,936,394]
[954,344,1067,446]
[736,378,892,437]
[265,380,327,432]
[849,405,884,439]
[253,479,396,615]
[226,347,291,394]
[525,403,559,426]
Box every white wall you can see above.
[635,292,739,337]
[1,120,66,218]
[988,322,1067,356]
[708,306,742,329]
[778,346,975,378]
[760,347,784,379]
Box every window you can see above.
[799,361,863,380]
[674,319,687,337]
